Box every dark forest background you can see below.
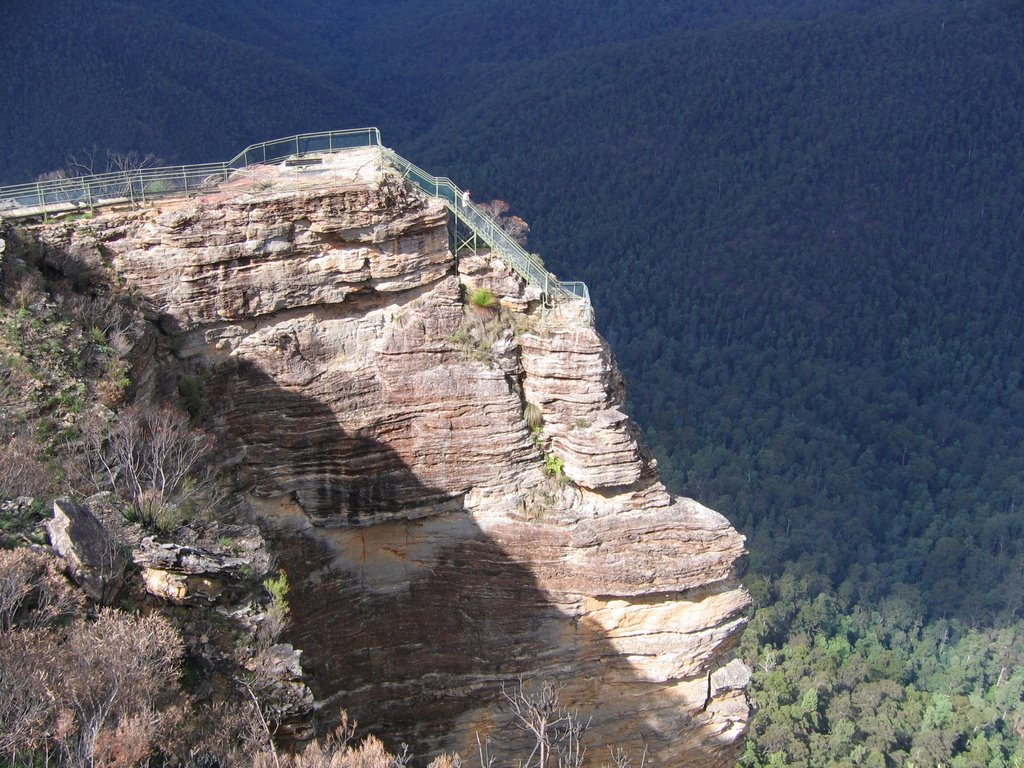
[3,1,1024,764]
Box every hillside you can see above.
[406,0,1024,617]
[3,0,903,183]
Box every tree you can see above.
[476,199,531,246]
[501,679,590,768]
[79,403,217,529]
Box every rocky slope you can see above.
[21,147,750,766]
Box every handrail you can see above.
[0,127,588,308]
[225,128,381,169]
[381,148,590,306]
[0,128,381,215]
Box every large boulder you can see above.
[45,498,129,604]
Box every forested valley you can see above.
[3,0,1024,765]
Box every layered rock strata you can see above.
[33,147,751,766]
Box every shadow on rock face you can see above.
[276,517,574,753]
[206,357,745,766]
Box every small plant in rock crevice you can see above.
[448,305,514,365]
[544,452,566,481]
[468,286,498,311]
[258,570,290,648]
[524,401,544,432]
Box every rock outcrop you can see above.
[46,498,130,604]
[30,147,751,766]
[133,525,270,605]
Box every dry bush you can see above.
[476,199,530,246]
[4,269,45,309]
[250,712,408,768]
[0,430,55,499]
[0,632,53,759]
[275,735,395,768]
[340,736,396,768]
[61,609,183,718]
[79,403,218,528]
[0,608,184,768]
[59,291,132,337]
[92,713,154,768]
[0,548,83,632]
[173,702,261,768]
[426,754,462,768]
[241,709,457,768]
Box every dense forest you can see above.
[3,0,1024,765]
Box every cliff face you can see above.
[39,148,751,766]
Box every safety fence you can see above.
[0,129,380,215]
[0,128,588,308]
[381,148,589,306]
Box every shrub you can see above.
[0,549,83,632]
[0,609,184,767]
[476,199,531,247]
[524,402,544,431]
[258,571,290,648]
[178,373,211,421]
[79,403,217,530]
[543,452,565,480]
[468,287,498,310]
[0,429,55,500]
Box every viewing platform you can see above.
[0,129,589,310]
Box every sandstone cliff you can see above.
[29,147,750,766]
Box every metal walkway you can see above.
[0,129,589,309]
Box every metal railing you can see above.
[0,127,589,308]
[226,128,381,169]
[0,128,381,217]
[382,148,590,306]
[0,162,232,216]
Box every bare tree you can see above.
[601,745,650,768]
[79,403,217,526]
[476,199,531,247]
[501,679,591,768]
[64,147,161,177]
[35,148,164,206]
[103,150,160,176]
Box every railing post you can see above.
[182,167,188,195]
